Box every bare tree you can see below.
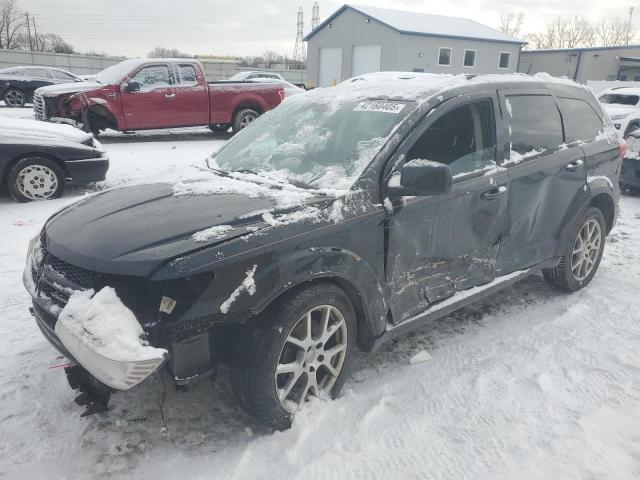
[593,18,634,46]
[525,16,594,49]
[498,12,525,37]
[261,50,278,69]
[148,46,192,58]
[0,0,24,50]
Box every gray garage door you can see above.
[352,44,381,77]
[319,47,343,87]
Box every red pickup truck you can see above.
[32,59,284,135]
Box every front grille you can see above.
[46,254,99,289]
[32,92,46,120]
[39,282,69,310]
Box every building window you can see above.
[438,47,452,66]
[499,52,511,69]
[463,49,476,68]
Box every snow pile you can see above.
[57,287,167,362]
[192,225,233,243]
[220,265,258,313]
[262,206,322,227]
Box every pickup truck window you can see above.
[212,98,415,190]
[407,99,497,177]
[130,65,173,91]
[177,64,198,85]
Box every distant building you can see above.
[519,45,640,83]
[304,4,525,87]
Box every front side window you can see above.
[499,52,511,69]
[438,48,452,66]
[406,99,497,177]
[463,50,476,68]
[130,65,173,91]
[557,97,604,143]
[506,94,563,156]
[177,64,198,85]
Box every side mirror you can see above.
[124,80,141,93]
[387,159,452,197]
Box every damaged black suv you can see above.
[24,73,621,429]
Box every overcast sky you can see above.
[17,0,638,57]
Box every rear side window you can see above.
[51,70,77,81]
[27,68,51,78]
[557,97,603,143]
[599,94,639,105]
[506,94,563,156]
[177,64,198,85]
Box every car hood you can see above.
[43,182,285,276]
[36,81,103,97]
[0,117,93,144]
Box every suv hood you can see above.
[36,81,103,97]
[0,117,93,144]
[44,182,283,276]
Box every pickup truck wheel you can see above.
[231,283,356,430]
[232,108,259,133]
[3,88,27,108]
[209,123,230,133]
[543,207,606,292]
[7,157,65,202]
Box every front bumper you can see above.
[620,157,640,188]
[64,154,109,184]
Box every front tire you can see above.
[543,207,606,292]
[7,157,65,202]
[3,88,27,108]
[231,108,259,134]
[231,283,356,430]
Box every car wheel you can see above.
[7,157,65,202]
[232,108,259,134]
[3,88,27,108]
[209,123,230,133]
[231,282,356,430]
[543,206,606,292]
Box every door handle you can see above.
[481,185,507,200]
[566,159,584,171]
[165,93,176,98]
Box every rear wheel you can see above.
[543,207,606,292]
[3,88,27,108]
[7,157,65,202]
[231,108,259,134]
[209,123,230,133]
[231,283,355,430]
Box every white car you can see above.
[245,77,305,96]
[227,71,285,82]
[597,88,640,136]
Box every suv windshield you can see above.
[599,93,640,106]
[212,96,415,190]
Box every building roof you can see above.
[522,45,640,54]
[304,4,525,44]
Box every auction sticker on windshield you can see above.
[354,101,406,114]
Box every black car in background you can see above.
[24,73,621,429]
[0,66,82,108]
[1,117,108,202]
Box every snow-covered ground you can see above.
[2,105,640,479]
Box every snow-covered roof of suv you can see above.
[305,4,525,44]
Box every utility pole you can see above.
[627,6,634,46]
[312,2,320,30]
[25,12,33,51]
[32,16,39,50]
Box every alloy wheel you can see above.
[239,114,257,129]
[15,165,59,200]
[275,305,348,412]
[571,218,602,281]
[4,89,25,107]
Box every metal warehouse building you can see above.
[519,45,640,83]
[305,4,525,87]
